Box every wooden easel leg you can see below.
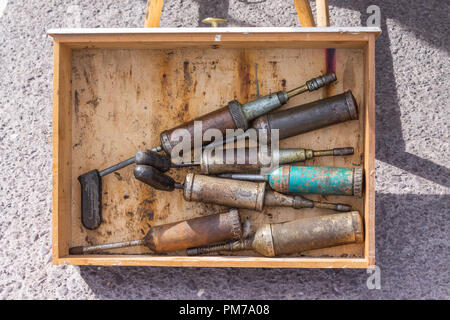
[293,0,316,27]
[145,0,164,27]
[316,0,330,27]
[315,0,336,97]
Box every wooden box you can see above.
[49,27,380,268]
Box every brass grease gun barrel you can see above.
[199,146,354,175]
[181,173,351,212]
[133,167,351,212]
[187,211,364,257]
[69,209,242,255]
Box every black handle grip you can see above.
[78,170,102,230]
[135,149,172,172]
[134,165,176,191]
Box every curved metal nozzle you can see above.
[217,173,266,182]
[313,201,352,212]
[313,147,354,157]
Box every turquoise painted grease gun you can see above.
[219,165,363,197]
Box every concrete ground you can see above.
[0,0,448,299]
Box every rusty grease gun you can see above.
[187,211,364,257]
[134,167,353,212]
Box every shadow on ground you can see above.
[79,193,448,299]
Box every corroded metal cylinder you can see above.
[145,209,242,253]
[268,166,363,197]
[251,90,358,140]
[200,147,354,174]
[160,105,238,154]
[160,74,337,154]
[187,211,364,257]
[159,94,288,154]
[200,147,268,175]
[69,209,242,254]
[182,173,351,212]
[267,211,364,256]
[183,173,266,211]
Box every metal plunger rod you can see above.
[312,201,350,212]
[99,146,162,177]
[187,238,253,256]
[70,239,145,254]
[218,173,265,181]
[313,147,354,157]
[286,84,308,98]
[278,147,353,164]
[263,190,351,212]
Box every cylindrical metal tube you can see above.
[144,209,242,253]
[69,209,242,255]
[183,173,266,211]
[200,147,354,175]
[268,211,364,256]
[241,92,287,120]
[262,191,351,212]
[200,147,268,175]
[160,74,337,154]
[251,90,358,140]
[187,211,364,257]
[160,105,238,154]
[70,239,145,254]
[268,166,363,197]
[159,93,287,155]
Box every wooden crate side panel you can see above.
[51,32,370,49]
[52,42,73,261]
[364,35,376,266]
[59,256,370,269]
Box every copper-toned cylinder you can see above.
[251,90,358,140]
[144,209,242,253]
[183,173,266,211]
[160,105,239,154]
[265,211,364,256]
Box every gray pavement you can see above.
[0,0,448,299]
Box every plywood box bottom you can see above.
[49,27,380,268]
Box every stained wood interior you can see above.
[68,45,366,259]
